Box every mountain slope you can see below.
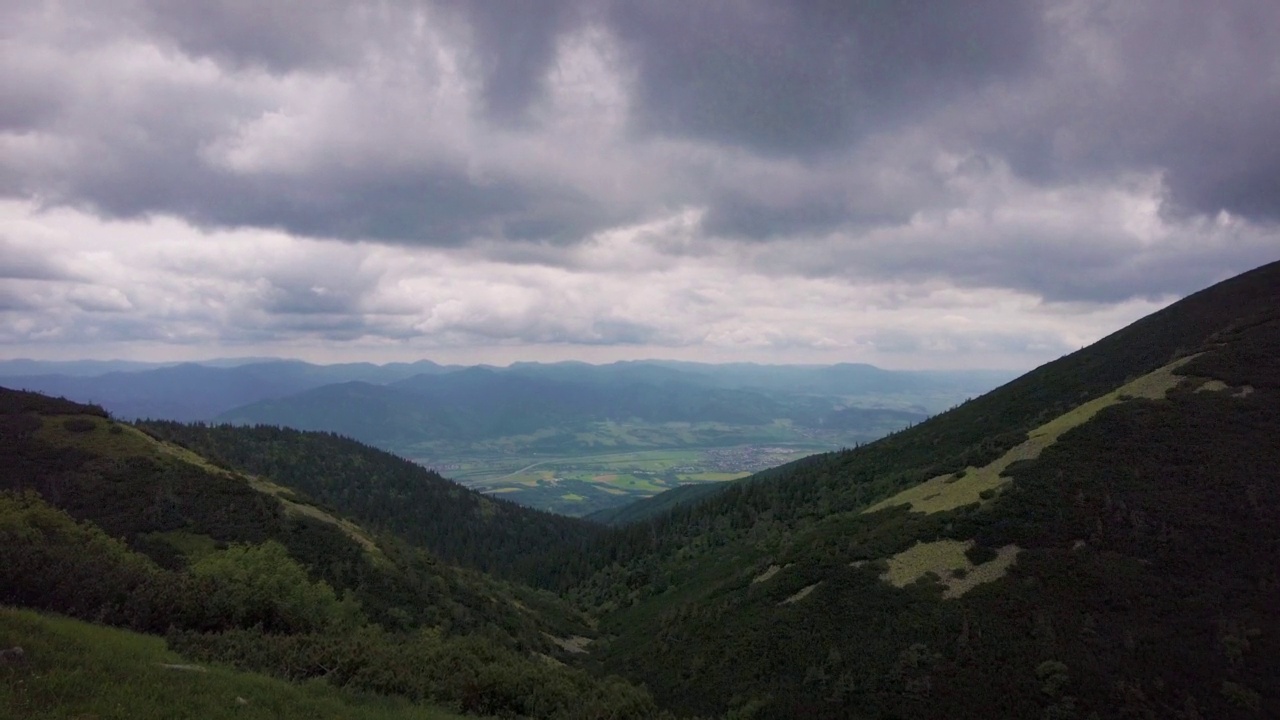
[583,482,727,527]
[1,386,672,718]
[137,421,608,591]
[578,260,1280,718]
[0,387,587,643]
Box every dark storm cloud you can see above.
[140,1,385,72]
[751,195,1280,304]
[440,0,581,123]
[980,0,1280,221]
[210,170,595,245]
[2,0,1278,311]
[701,190,863,239]
[607,0,1043,156]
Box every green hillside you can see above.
[584,482,728,527]
[134,422,606,591]
[0,388,667,719]
[571,260,1280,717]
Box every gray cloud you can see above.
[0,0,1277,368]
[607,0,1043,156]
[443,0,581,124]
[0,237,74,281]
[971,0,1280,221]
[140,1,396,72]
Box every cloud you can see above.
[0,1,1277,367]
[0,200,1185,370]
[965,0,1280,221]
[606,0,1043,156]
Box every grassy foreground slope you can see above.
[580,260,1280,718]
[0,608,464,720]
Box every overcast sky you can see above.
[2,1,1277,370]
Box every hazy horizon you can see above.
[0,350,1025,374]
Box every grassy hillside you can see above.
[135,422,607,590]
[0,388,667,719]
[574,260,1280,718]
[0,608,465,720]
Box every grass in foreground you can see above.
[0,608,467,720]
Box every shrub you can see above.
[190,541,363,634]
[965,544,999,565]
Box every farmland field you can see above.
[397,420,853,515]
[418,445,824,516]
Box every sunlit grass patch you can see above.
[882,539,971,587]
[866,356,1196,516]
[880,540,1020,599]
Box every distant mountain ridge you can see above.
[211,361,1001,451]
[1,359,456,420]
[2,356,1010,516]
[3,357,1009,423]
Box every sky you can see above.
[2,1,1277,371]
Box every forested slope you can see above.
[0,388,667,719]
[136,422,605,591]
[575,260,1280,718]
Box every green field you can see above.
[411,444,830,516]
[383,418,904,516]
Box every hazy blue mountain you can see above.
[0,359,177,377]
[2,358,455,420]
[217,372,797,445]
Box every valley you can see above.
[400,420,864,515]
[425,443,816,516]
[6,359,994,515]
